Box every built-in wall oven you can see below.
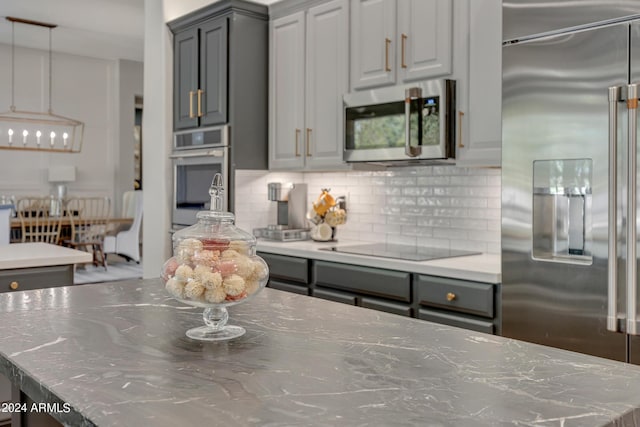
[171,125,229,227]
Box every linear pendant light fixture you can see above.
[0,16,84,153]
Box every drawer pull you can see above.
[9,281,19,290]
[446,292,456,301]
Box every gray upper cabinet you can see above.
[174,28,199,130]
[200,18,228,127]
[169,0,268,138]
[173,18,228,130]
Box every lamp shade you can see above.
[48,165,76,182]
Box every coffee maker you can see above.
[253,182,310,241]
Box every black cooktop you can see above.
[319,243,480,262]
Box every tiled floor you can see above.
[74,254,142,285]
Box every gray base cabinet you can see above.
[0,265,73,293]
[313,260,413,316]
[260,253,310,295]
[414,274,499,334]
[313,287,357,305]
[259,252,501,334]
[0,265,73,427]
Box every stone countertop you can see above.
[1,280,639,426]
[257,239,501,283]
[0,242,92,269]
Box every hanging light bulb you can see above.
[36,130,41,146]
[50,131,56,147]
[63,132,68,147]
[7,129,13,145]
[22,129,28,145]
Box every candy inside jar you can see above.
[162,243,269,305]
[161,173,269,341]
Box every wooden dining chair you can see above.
[63,197,111,269]
[16,197,63,244]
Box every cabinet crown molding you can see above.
[168,0,268,33]
[269,0,336,19]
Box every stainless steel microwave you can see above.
[343,79,456,164]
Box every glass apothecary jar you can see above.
[161,174,269,341]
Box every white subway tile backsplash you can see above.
[235,165,501,254]
[449,218,488,230]
[417,197,449,207]
[417,217,451,228]
[450,175,487,186]
[417,176,450,186]
[487,198,501,209]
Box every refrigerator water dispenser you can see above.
[532,159,593,264]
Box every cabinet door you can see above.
[174,28,199,130]
[397,0,452,82]
[350,0,396,90]
[313,287,358,305]
[0,265,73,292]
[200,17,228,126]
[269,13,306,169]
[418,308,494,334]
[456,0,501,167]
[305,0,349,169]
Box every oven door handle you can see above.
[170,149,226,159]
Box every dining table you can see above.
[9,217,133,243]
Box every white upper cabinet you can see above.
[455,0,502,167]
[350,0,452,91]
[270,0,349,171]
[305,0,350,169]
[270,12,306,170]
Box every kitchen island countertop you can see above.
[257,239,501,283]
[0,242,92,269]
[1,279,639,426]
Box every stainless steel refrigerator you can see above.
[502,3,640,364]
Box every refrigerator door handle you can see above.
[627,83,639,335]
[608,86,622,332]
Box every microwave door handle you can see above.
[405,87,422,157]
[628,84,639,335]
[608,86,621,332]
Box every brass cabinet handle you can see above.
[9,281,18,290]
[401,34,408,68]
[446,292,456,301]
[295,129,301,157]
[458,111,465,148]
[197,89,203,117]
[306,128,312,157]
[189,91,195,118]
[385,38,392,72]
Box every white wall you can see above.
[0,43,142,215]
[115,59,144,215]
[142,0,173,278]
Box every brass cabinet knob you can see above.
[9,281,19,290]
[446,292,456,301]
